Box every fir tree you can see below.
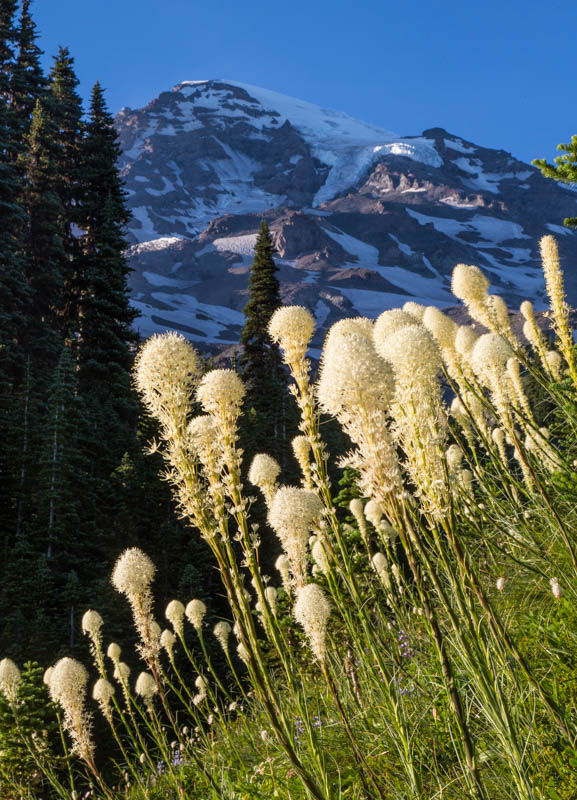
[0,661,60,799]
[0,1,18,82]
[10,0,46,145]
[0,2,28,546]
[77,82,138,401]
[239,220,287,460]
[533,134,577,227]
[46,47,84,336]
[22,98,66,365]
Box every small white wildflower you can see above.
[455,325,479,356]
[107,642,121,662]
[134,332,203,422]
[186,599,207,632]
[165,600,185,637]
[275,554,291,592]
[268,306,315,364]
[268,487,323,585]
[248,453,281,504]
[49,658,93,760]
[213,620,232,652]
[160,629,176,659]
[111,548,156,598]
[373,309,416,342]
[113,661,130,684]
[451,263,489,303]
[311,540,329,574]
[496,577,505,592]
[196,369,245,417]
[265,585,278,613]
[364,499,383,529]
[81,610,103,638]
[0,658,21,702]
[402,301,426,321]
[293,583,332,663]
[237,643,250,664]
[135,672,157,700]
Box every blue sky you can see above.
[34,0,576,165]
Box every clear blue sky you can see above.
[34,0,576,165]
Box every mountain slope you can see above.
[116,80,577,349]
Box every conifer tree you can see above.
[0,1,18,81]
[46,47,84,336]
[22,98,66,365]
[533,135,577,227]
[239,220,287,459]
[77,82,138,401]
[0,661,59,798]
[10,0,46,145]
[0,3,29,544]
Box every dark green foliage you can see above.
[46,47,84,336]
[0,661,60,799]
[240,220,288,462]
[22,98,66,363]
[533,134,577,227]
[10,0,46,147]
[77,82,138,399]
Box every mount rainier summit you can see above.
[115,79,577,351]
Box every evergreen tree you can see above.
[10,0,46,145]
[0,3,29,546]
[46,47,84,336]
[0,1,18,83]
[22,98,66,365]
[239,220,287,460]
[533,134,577,227]
[77,82,138,401]
[0,662,60,799]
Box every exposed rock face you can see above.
[117,80,577,352]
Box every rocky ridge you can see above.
[116,80,577,352]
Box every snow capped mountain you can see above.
[116,79,577,349]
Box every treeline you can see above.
[0,1,216,664]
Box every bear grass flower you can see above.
[134,332,203,424]
[165,599,186,637]
[111,548,156,598]
[311,539,330,575]
[451,263,490,304]
[213,620,232,652]
[248,453,281,505]
[92,678,115,722]
[81,610,103,638]
[275,554,291,592]
[161,629,177,661]
[186,599,207,632]
[49,658,94,762]
[402,301,426,321]
[0,658,21,703]
[292,436,313,488]
[135,671,157,701]
[317,326,395,417]
[196,369,245,420]
[268,305,315,365]
[293,584,332,663]
[364,499,383,529]
[373,309,416,343]
[269,487,324,586]
[107,643,121,662]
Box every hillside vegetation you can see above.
[2,238,577,800]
